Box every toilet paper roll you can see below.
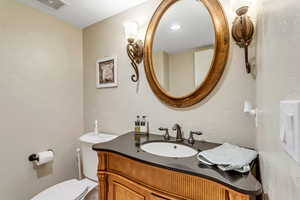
[36,151,54,166]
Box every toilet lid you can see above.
[32,179,88,200]
[79,132,117,144]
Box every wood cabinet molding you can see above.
[98,173,108,200]
[98,152,108,171]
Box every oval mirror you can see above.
[144,0,229,108]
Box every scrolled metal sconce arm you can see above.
[126,39,144,82]
[232,6,254,74]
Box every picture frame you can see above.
[96,56,118,88]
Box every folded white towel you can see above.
[197,143,257,173]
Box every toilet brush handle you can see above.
[76,148,82,180]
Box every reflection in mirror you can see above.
[152,0,215,97]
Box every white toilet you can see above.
[31,132,117,200]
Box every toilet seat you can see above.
[32,179,97,200]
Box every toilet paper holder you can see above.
[28,149,54,162]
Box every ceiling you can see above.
[15,0,150,28]
[153,0,215,54]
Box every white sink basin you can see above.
[141,142,198,158]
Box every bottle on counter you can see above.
[141,116,147,133]
[146,117,150,135]
[134,116,141,133]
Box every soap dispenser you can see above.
[134,116,141,133]
[141,116,147,133]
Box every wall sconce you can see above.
[231,0,255,74]
[124,21,144,82]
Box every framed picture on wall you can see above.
[96,56,118,88]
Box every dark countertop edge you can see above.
[93,147,263,196]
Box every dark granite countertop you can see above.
[92,132,262,196]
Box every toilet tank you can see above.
[79,132,117,182]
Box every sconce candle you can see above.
[124,21,144,82]
[124,22,139,42]
[231,0,254,74]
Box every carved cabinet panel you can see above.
[111,182,145,200]
[106,172,180,200]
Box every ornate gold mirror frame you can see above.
[144,0,229,108]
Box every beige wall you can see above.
[194,47,214,86]
[0,1,83,199]
[168,48,196,96]
[153,51,170,91]
[256,0,300,199]
[83,0,256,147]
[153,47,213,97]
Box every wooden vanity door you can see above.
[108,174,147,200]
[111,182,145,200]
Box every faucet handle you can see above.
[159,127,168,131]
[188,131,203,145]
[158,127,170,140]
[190,131,203,136]
[172,123,181,131]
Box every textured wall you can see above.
[256,0,300,199]
[168,48,198,96]
[0,1,83,199]
[83,0,256,147]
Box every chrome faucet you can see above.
[172,123,184,142]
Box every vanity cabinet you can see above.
[97,152,253,200]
